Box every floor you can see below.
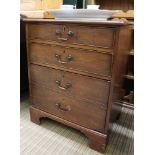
[20,97,134,155]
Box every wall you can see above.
[20,0,63,10]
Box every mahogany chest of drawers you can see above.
[24,19,132,153]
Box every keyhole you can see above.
[61,72,65,78]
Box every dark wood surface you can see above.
[30,84,107,132]
[29,42,113,78]
[25,19,132,153]
[122,28,134,108]
[28,23,116,49]
[20,20,29,93]
[29,64,110,106]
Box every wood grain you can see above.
[28,23,116,49]
[25,19,133,153]
[29,64,110,105]
[30,84,107,132]
[29,42,113,77]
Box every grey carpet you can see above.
[20,98,134,155]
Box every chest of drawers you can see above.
[24,19,132,153]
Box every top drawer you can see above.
[28,23,116,49]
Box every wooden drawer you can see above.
[29,43,112,77]
[30,64,110,106]
[30,84,107,132]
[28,24,116,49]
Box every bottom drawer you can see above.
[30,84,107,132]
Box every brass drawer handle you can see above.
[55,29,68,41]
[55,54,73,64]
[55,103,71,112]
[55,29,74,41]
[55,80,72,90]
[68,31,74,37]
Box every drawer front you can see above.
[31,84,106,132]
[28,24,116,48]
[29,43,112,77]
[30,64,110,106]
